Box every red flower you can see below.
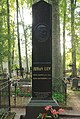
[37,105,65,119]
[51,109,59,115]
[44,105,52,111]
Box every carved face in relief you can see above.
[34,24,49,42]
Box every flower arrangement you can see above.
[37,105,64,119]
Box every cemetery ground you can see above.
[11,79,80,119]
[1,76,80,119]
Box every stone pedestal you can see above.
[25,99,59,119]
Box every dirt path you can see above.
[11,108,25,119]
[64,84,80,115]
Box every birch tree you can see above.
[52,0,63,92]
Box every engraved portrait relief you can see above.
[34,24,49,42]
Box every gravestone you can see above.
[20,1,59,119]
[72,78,78,90]
[32,0,52,100]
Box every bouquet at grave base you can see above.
[37,105,64,119]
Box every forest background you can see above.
[0,0,80,91]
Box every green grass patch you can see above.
[52,92,65,103]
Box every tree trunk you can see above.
[63,0,66,77]
[11,22,15,73]
[19,6,29,77]
[0,56,3,74]
[52,0,63,92]
[16,0,23,77]
[71,0,77,77]
[7,0,11,78]
[24,28,29,75]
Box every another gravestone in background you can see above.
[72,78,78,90]
[20,1,59,119]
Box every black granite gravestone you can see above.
[20,1,59,119]
[72,78,78,90]
[32,0,52,100]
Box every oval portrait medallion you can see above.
[34,24,49,42]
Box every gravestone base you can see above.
[24,99,59,119]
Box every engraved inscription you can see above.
[33,66,51,71]
[33,66,51,80]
